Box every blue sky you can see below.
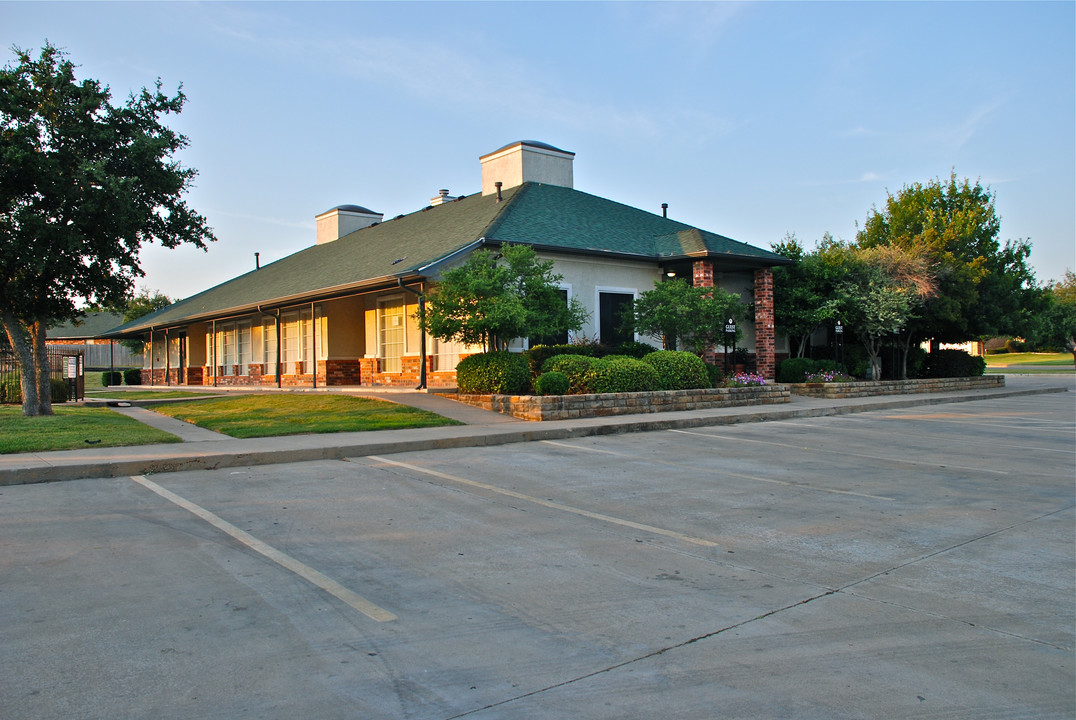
[4,1,1074,301]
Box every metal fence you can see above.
[1,350,85,402]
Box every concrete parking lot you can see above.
[1,390,1073,719]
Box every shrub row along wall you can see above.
[456,385,791,422]
[788,375,1004,399]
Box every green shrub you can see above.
[527,344,599,377]
[905,346,928,379]
[777,357,838,383]
[642,350,710,390]
[584,357,661,394]
[921,349,986,378]
[51,378,70,403]
[542,354,604,394]
[533,371,569,396]
[455,351,531,395]
[2,378,72,404]
[100,371,122,387]
[1,379,20,404]
[1004,338,1027,353]
[705,363,725,388]
[123,368,142,386]
[612,340,659,359]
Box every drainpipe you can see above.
[397,278,427,390]
[149,327,155,386]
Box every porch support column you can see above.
[692,259,717,364]
[754,268,776,381]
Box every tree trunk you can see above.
[31,319,52,415]
[1,310,45,416]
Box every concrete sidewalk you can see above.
[2,374,1069,486]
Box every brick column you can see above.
[692,260,718,363]
[754,268,776,380]
[692,259,714,289]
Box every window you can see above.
[529,288,570,348]
[599,291,635,347]
[262,318,278,371]
[281,310,313,374]
[378,297,405,373]
[237,322,251,374]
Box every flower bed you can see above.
[789,375,1003,398]
[456,385,790,421]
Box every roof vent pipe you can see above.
[495,181,503,202]
[661,203,668,218]
[255,252,260,270]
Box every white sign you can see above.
[66,357,78,379]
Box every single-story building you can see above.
[104,141,792,388]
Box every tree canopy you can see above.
[418,243,587,352]
[855,173,1036,345]
[0,43,214,415]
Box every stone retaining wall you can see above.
[456,385,791,421]
[789,375,1004,399]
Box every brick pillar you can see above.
[692,259,714,289]
[754,268,776,380]
[692,260,717,363]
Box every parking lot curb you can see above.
[0,385,1065,487]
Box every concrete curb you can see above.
[1,385,1065,487]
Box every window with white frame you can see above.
[378,297,405,373]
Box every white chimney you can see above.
[430,189,456,206]
[480,141,574,196]
[315,204,383,245]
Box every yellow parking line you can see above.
[130,475,397,623]
[368,456,720,548]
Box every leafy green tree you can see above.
[771,233,842,358]
[629,277,745,354]
[831,244,936,379]
[419,243,587,352]
[856,173,1036,347]
[1027,271,1076,354]
[0,44,214,415]
[105,288,173,354]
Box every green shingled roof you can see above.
[107,182,787,337]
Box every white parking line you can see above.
[367,456,720,548]
[130,475,397,623]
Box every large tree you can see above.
[856,173,1036,347]
[419,243,587,352]
[0,44,214,415]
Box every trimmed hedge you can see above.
[456,351,531,394]
[921,349,986,378]
[1,378,69,404]
[527,343,598,377]
[533,371,569,396]
[542,354,604,394]
[641,350,710,390]
[611,340,659,359]
[584,356,661,394]
[101,371,122,387]
[123,368,142,386]
[777,357,839,383]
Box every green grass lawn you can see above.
[84,390,219,400]
[153,394,462,439]
[0,406,180,454]
[984,352,1073,366]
